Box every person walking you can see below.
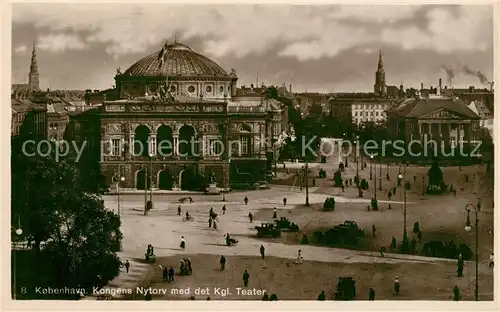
[222,205,226,215]
[260,244,265,259]
[369,288,375,301]
[162,266,168,282]
[220,255,226,271]
[177,205,181,216]
[393,277,400,296]
[317,290,326,300]
[180,236,186,251]
[244,196,249,205]
[124,260,130,273]
[261,292,269,301]
[283,197,287,206]
[248,212,253,223]
[372,225,376,237]
[453,285,460,301]
[273,207,278,219]
[168,266,175,282]
[209,217,212,228]
[457,254,464,277]
[379,245,386,257]
[243,269,250,287]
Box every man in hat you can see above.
[168,266,175,282]
[162,266,168,282]
[244,196,249,205]
[457,254,464,277]
[243,269,250,287]
[453,285,460,301]
[283,197,287,206]
[222,205,227,215]
[248,212,253,223]
[273,207,278,219]
[177,205,182,216]
[187,258,192,275]
[260,244,265,259]
[372,225,376,237]
[124,260,130,273]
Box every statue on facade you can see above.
[116,67,122,75]
[209,170,216,184]
[158,80,175,103]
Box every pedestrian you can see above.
[124,260,130,273]
[349,178,352,186]
[369,288,375,301]
[187,258,192,274]
[341,185,345,193]
[261,292,269,301]
[213,221,217,230]
[390,237,397,251]
[209,207,214,217]
[453,285,460,301]
[295,249,303,264]
[180,236,186,251]
[269,294,278,301]
[273,207,277,219]
[489,253,494,267]
[220,255,226,270]
[244,196,248,205]
[457,254,464,277]
[209,217,212,228]
[243,269,250,287]
[283,197,287,206]
[379,245,385,257]
[177,205,181,216]
[372,225,376,237]
[248,212,253,223]
[392,187,396,195]
[222,205,226,215]
[393,277,400,296]
[477,200,481,212]
[162,266,168,282]
[260,244,265,259]
[388,190,392,200]
[168,266,175,282]
[413,175,416,182]
[317,290,326,300]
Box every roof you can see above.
[11,99,46,112]
[122,42,231,78]
[468,101,492,118]
[392,96,480,119]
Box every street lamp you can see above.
[342,133,348,167]
[149,153,154,210]
[117,176,125,217]
[370,155,373,180]
[465,204,479,301]
[305,161,310,206]
[13,218,22,299]
[398,169,409,252]
[355,135,360,179]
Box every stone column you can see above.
[149,134,157,156]
[419,122,423,140]
[464,123,472,153]
[221,162,230,188]
[173,134,179,156]
[128,134,135,159]
[442,123,450,149]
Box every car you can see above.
[253,181,270,189]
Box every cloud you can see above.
[13,3,493,60]
[14,45,27,53]
[38,33,87,52]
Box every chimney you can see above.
[289,84,292,93]
[469,86,474,93]
[420,82,423,90]
[438,78,442,95]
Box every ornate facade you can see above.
[71,41,281,191]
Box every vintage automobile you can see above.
[274,217,300,232]
[255,223,281,238]
[253,181,270,190]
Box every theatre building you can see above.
[68,41,285,191]
[386,92,482,160]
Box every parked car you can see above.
[253,181,270,189]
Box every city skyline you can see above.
[12,3,494,92]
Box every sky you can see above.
[11,2,494,93]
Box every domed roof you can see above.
[123,42,230,78]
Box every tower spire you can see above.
[378,50,383,69]
[29,40,40,91]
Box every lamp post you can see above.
[355,135,359,179]
[117,176,125,217]
[13,218,23,299]
[398,168,408,251]
[370,154,373,180]
[465,204,479,301]
[342,133,348,167]
[305,161,309,207]
[421,176,425,196]
[149,153,153,209]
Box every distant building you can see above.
[11,99,47,141]
[374,50,387,98]
[468,100,493,138]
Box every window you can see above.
[170,85,176,93]
[206,86,212,93]
[370,112,374,116]
[354,112,358,116]
[206,137,222,156]
[219,86,224,93]
[188,85,195,93]
[240,136,249,155]
[111,139,121,156]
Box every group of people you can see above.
[180,258,193,276]
[208,207,219,229]
[145,244,155,261]
[162,266,175,282]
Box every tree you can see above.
[11,143,122,295]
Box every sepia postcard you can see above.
[4,0,498,310]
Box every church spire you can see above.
[378,50,383,69]
[29,41,40,91]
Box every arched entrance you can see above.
[158,170,174,190]
[157,125,173,156]
[134,125,150,157]
[135,170,150,190]
[179,168,200,191]
[178,125,196,157]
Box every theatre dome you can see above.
[123,42,230,78]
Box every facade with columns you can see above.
[387,94,481,158]
[68,41,285,191]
